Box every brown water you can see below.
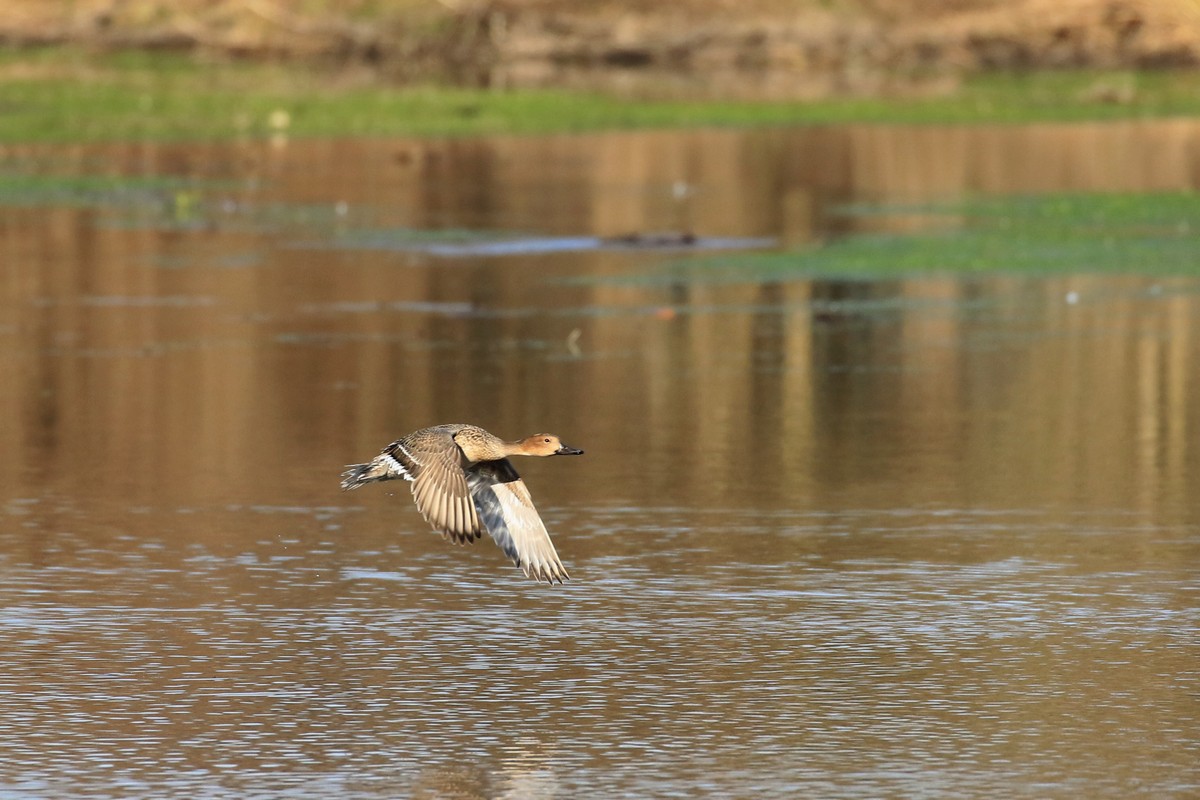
[1,120,1198,798]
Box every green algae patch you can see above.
[606,193,1200,284]
[0,172,195,204]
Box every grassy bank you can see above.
[2,46,1200,144]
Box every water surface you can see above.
[1,120,1198,798]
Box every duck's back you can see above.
[384,425,484,542]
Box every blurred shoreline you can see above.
[2,0,1198,97]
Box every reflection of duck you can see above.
[411,746,560,800]
[341,424,583,583]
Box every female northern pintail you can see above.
[341,424,583,584]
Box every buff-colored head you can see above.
[514,433,584,457]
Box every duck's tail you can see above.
[340,458,396,491]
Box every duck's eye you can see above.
[544,437,552,443]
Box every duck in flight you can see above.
[341,424,583,584]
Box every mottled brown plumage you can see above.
[341,424,583,584]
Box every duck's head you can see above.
[519,433,584,457]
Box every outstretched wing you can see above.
[468,460,570,584]
[386,434,482,544]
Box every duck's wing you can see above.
[467,460,570,584]
[386,430,483,544]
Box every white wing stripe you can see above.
[382,453,414,481]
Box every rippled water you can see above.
[1,121,1199,798]
[3,503,1194,798]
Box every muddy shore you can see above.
[2,1,1199,96]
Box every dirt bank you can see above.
[2,0,1198,96]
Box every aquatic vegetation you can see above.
[0,170,374,240]
[0,172,201,208]
[607,193,1200,283]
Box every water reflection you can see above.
[1,120,1198,797]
